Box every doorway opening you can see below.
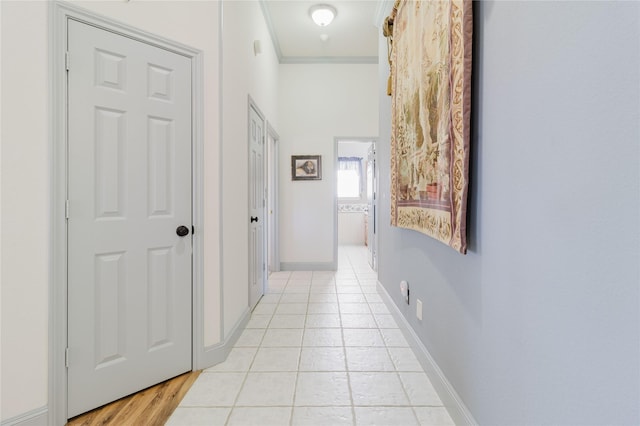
[335,138,378,270]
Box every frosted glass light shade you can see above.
[310,5,336,26]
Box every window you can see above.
[337,157,363,199]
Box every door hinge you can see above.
[65,51,70,71]
[65,200,70,219]
[192,225,195,236]
[65,347,70,368]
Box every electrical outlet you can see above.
[416,299,423,321]
[400,280,409,304]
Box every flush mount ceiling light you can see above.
[310,4,337,27]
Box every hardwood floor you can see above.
[67,371,201,426]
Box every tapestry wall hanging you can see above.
[386,0,473,254]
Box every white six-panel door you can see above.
[67,20,192,417]
[248,105,265,310]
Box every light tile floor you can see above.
[168,246,455,426]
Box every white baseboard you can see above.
[280,262,336,271]
[377,282,478,426]
[1,407,48,426]
[197,307,250,369]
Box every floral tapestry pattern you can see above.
[389,0,472,254]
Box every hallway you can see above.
[167,246,454,425]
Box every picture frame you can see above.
[291,155,322,181]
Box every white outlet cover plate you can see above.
[400,281,409,303]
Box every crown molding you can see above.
[259,0,283,62]
[280,56,378,65]
[259,0,379,65]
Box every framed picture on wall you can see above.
[291,155,322,181]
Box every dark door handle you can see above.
[250,216,259,223]
[176,225,190,237]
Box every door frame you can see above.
[247,97,267,305]
[266,122,280,274]
[49,3,204,424]
[366,143,378,270]
[334,137,378,262]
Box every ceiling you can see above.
[260,1,385,64]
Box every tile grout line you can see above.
[222,326,261,426]
[284,272,298,425]
[343,257,358,426]
[174,248,453,425]
[289,273,311,426]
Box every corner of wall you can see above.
[198,307,250,370]
[377,282,478,426]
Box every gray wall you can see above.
[377,2,640,425]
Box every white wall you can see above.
[279,64,378,267]
[338,141,371,158]
[221,0,280,336]
[0,0,222,421]
[338,213,365,245]
[377,1,640,424]
[2,1,57,419]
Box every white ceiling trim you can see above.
[259,0,284,62]
[280,56,378,65]
[259,0,379,65]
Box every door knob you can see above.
[176,225,190,237]
[250,216,259,223]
